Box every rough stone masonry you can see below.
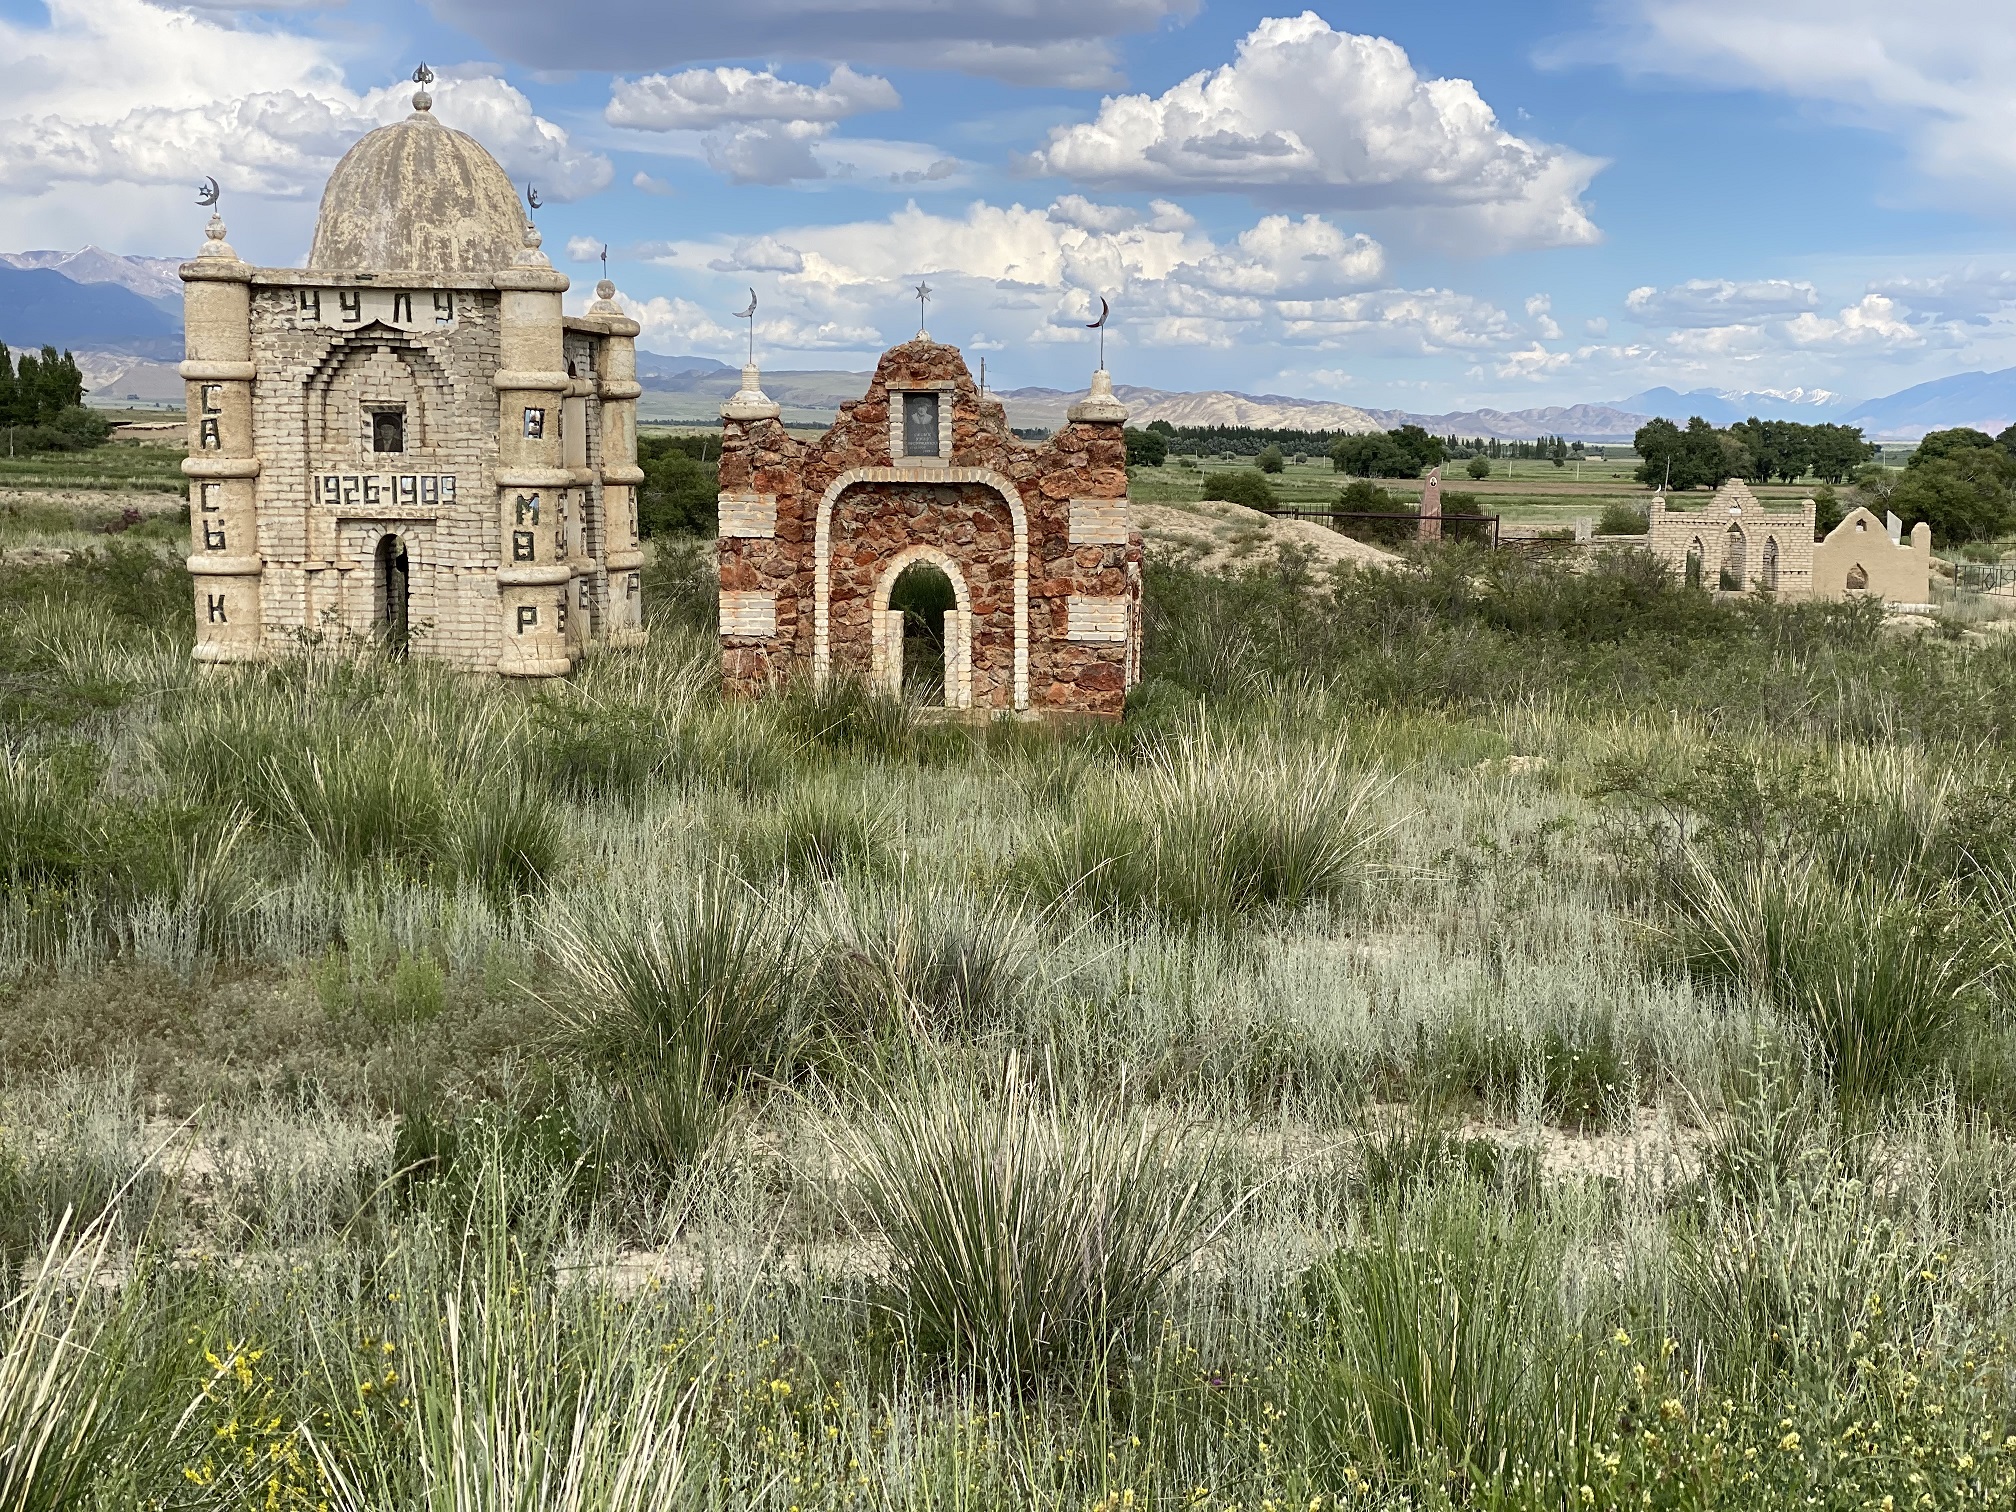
[715,339,1144,719]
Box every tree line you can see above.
[1859,427,2016,545]
[1631,416,1876,490]
[0,343,109,453]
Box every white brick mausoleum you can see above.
[180,76,644,674]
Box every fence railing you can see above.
[1256,508,1503,549]
[1954,561,2016,593]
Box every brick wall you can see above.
[717,339,1141,718]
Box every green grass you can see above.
[3,534,2016,1505]
[0,441,187,493]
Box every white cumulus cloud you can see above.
[1525,294,1563,339]
[607,64,898,131]
[0,0,608,204]
[633,197,1505,362]
[1028,12,1603,250]
[1785,293,1925,350]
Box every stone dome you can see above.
[307,101,527,274]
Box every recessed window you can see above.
[372,409,405,453]
[902,392,940,457]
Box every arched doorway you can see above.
[1762,535,1779,591]
[871,546,972,709]
[375,533,410,656]
[1722,523,1747,590]
[1685,537,1704,589]
[890,560,955,700]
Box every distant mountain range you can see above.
[10,247,2016,439]
[0,265,182,362]
[0,246,184,310]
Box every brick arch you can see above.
[872,545,974,709]
[874,543,973,613]
[812,466,1029,710]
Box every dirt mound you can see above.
[1133,497,1398,576]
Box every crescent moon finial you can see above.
[1085,296,1109,330]
[196,176,220,207]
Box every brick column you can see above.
[492,229,573,677]
[591,281,646,647]
[180,213,264,664]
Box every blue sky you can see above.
[3,0,2013,407]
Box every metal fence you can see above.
[1256,508,1503,549]
[1954,561,2016,593]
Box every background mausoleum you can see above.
[180,78,644,675]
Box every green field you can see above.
[0,439,188,495]
[3,530,2016,1508]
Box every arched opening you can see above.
[1762,535,1779,591]
[1685,537,1704,589]
[869,546,973,709]
[1846,563,1869,592]
[889,560,956,702]
[1722,522,1747,590]
[375,533,410,656]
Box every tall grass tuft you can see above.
[836,1064,1220,1379]
[314,1151,700,1512]
[548,880,802,1165]
[731,777,894,881]
[1295,1182,1607,1493]
[809,882,1033,1043]
[0,1213,119,1512]
[443,777,564,903]
[1024,726,1388,927]
[1668,853,1990,1108]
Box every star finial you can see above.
[914,280,932,340]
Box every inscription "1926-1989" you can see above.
[318,474,458,509]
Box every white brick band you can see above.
[720,590,777,638]
[1066,594,1129,643]
[717,491,778,538]
[1068,497,1130,545]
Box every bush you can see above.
[1333,480,1417,548]
[1596,501,1648,535]
[1329,432,1420,478]
[1466,456,1490,480]
[1256,444,1284,474]
[1,405,113,455]
[1122,427,1167,467]
[635,432,719,537]
[1811,482,1844,534]
[1886,438,2016,544]
[1200,469,1278,511]
[836,1067,1219,1378]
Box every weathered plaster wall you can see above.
[1813,508,1933,605]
